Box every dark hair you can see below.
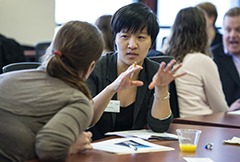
[196,2,218,25]
[95,15,114,52]
[224,7,240,18]
[111,2,159,45]
[165,7,210,62]
[46,21,103,99]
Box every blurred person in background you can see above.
[211,7,240,111]
[95,15,114,55]
[196,2,223,47]
[165,7,229,117]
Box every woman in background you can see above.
[165,7,229,117]
[0,21,103,162]
[95,15,114,55]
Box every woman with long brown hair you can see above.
[165,7,229,117]
[0,21,103,162]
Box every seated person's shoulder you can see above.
[210,43,224,55]
[147,49,165,57]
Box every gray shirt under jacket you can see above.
[87,52,173,141]
[0,68,93,162]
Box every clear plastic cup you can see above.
[176,129,202,152]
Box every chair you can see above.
[2,62,41,73]
[35,42,51,62]
[148,55,175,64]
[169,80,180,118]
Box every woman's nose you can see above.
[127,37,137,49]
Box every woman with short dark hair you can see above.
[87,2,186,141]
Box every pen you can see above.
[149,135,178,141]
[130,62,137,80]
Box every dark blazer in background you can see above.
[211,44,240,106]
[210,28,223,47]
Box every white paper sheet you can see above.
[183,157,214,162]
[223,136,240,145]
[92,137,174,154]
[105,129,178,140]
[227,110,240,115]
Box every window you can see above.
[55,0,134,25]
[156,0,240,50]
[55,0,240,50]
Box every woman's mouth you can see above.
[127,52,138,59]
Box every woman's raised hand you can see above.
[110,63,144,92]
[148,59,187,90]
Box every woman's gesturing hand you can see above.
[148,59,187,90]
[110,63,144,92]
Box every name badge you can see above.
[104,100,120,113]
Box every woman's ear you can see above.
[84,61,96,80]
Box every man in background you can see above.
[211,7,240,111]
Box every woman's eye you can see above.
[138,36,145,39]
[121,35,128,38]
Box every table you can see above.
[173,112,240,129]
[66,123,240,162]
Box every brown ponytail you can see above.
[46,21,103,99]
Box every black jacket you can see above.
[211,29,222,47]
[87,53,173,140]
[211,44,240,106]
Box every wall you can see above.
[0,0,55,46]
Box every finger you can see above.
[84,131,93,138]
[85,136,92,144]
[78,132,92,144]
[164,59,176,72]
[128,66,143,80]
[130,65,143,73]
[173,71,187,78]
[85,132,93,143]
[131,80,144,87]
[76,143,93,153]
[128,62,142,70]
[157,62,166,74]
[126,65,142,73]
[170,63,182,74]
[84,137,91,144]
[84,143,93,150]
[148,80,156,90]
